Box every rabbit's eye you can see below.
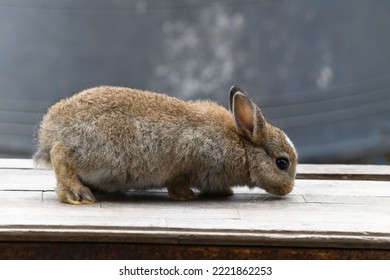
[276,157,289,170]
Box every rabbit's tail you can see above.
[33,146,52,169]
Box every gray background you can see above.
[1,0,390,163]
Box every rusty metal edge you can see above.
[1,241,389,259]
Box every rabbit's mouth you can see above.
[264,183,294,196]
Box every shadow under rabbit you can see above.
[92,188,297,208]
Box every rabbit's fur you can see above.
[33,86,297,204]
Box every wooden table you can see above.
[0,159,389,259]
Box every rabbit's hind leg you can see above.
[50,143,97,205]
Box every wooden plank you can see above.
[303,195,390,205]
[236,203,390,233]
[0,159,34,169]
[0,169,55,191]
[1,223,389,250]
[296,164,390,181]
[294,179,390,197]
[1,191,43,207]
[1,188,389,249]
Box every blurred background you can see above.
[0,0,390,163]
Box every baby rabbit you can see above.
[33,85,297,204]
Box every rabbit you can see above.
[33,85,297,204]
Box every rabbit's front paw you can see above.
[166,175,197,201]
[167,186,196,201]
[201,187,234,197]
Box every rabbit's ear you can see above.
[231,89,266,142]
[229,85,244,112]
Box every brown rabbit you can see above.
[33,85,297,204]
